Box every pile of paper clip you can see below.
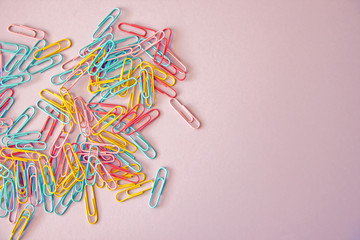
[0,7,200,239]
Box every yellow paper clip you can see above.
[33,38,71,60]
[84,185,98,224]
[99,130,137,153]
[115,179,154,202]
[90,106,124,135]
[9,204,34,240]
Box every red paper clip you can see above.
[112,104,145,134]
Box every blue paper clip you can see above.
[149,167,168,208]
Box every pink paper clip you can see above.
[8,200,20,224]
[80,142,120,155]
[169,98,200,129]
[27,164,41,206]
[0,118,13,128]
[117,22,156,38]
[39,112,57,142]
[61,62,89,90]
[61,55,82,71]
[7,24,45,40]
[74,96,93,137]
[153,28,172,65]
[132,30,166,57]
[49,122,74,158]
[123,109,160,136]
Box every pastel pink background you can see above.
[1,0,360,239]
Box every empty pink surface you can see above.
[1,0,360,239]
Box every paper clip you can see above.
[74,96,93,137]
[125,127,156,159]
[54,186,73,215]
[8,24,45,40]
[115,179,154,202]
[36,99,70,125]
[169,98,200,129]
[0,118,13,128]
[132,30,165,57]
[117,23,156,38]
[149,167,168,208]
[9,204,34,240]
[84,185,98,224]
[123,109,160,135]
[49,122,73,158]
[91,106,124,135]
[33,39,71,60]
[93,8,121,39]
[61,55,82,70]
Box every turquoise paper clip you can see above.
[80,33,114,57]
[0,73,31,88]
[54,187,74,216]
[3,178,16,212]
[41,166,55,213]
[3,46,29,74]
[0,41,28,54]
[100,77,138,100]
[18,39,47,72]
[149,167,168,208]
[27,53,63,75]
[88,40,114,76]
[71,171,85,202]
[36,99,71,125]
[0,162,13,178]
[3,131,42,145]
[125,127,157,159]
[92,8,121,39]
[6,106,36,135]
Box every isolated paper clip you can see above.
[8,24,45,40]
[84,185,98,224]
[149,167,168,208]
[169,98,200,129]
[33,39,71,60]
